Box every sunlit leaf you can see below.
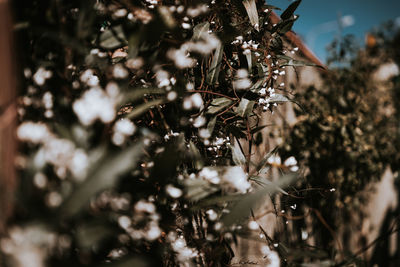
[267,94,291,104]
[222,174,296,226]
[243,0,259,31]
[236,98,255,117]
[192,22,210,40]
[206,97,233,114]
[189,141,204,170]
[207,116,217,135]
[229,144,246,166]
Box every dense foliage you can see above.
[278,24,400,265]
[3,0,311,266]
[3,0,400,266]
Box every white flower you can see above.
[167,48,196,69]
[125,57,144,69]
[199,167,220,184]
[187,4,208,17]
[17,122,52,144]
[167,91,177,101]
[183,93,203,110]
[206,209,218,221]
[222,166,251,193]
[42,92,53,109]
[68,149,89,180]
[248,221,259,230]
[113,64,129,79]
[112,119,136,146]
[134,200,156,213]
[267,155,281,165]
[73,87,119,126]
[80,69,99,86]
[193,116,206,128]
[165,184,183,198]
[233,69,252,90]
[198,128,211,139]
[33,67,52,86]
[284,156,297,166]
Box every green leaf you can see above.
[99,25,127,49]
[184,178,219,201]
[267,94,291,104]
[245,51,252,71]
[255,146,279,172]
[126,99,164,119]
[206,97,233,114]
[189,141,204,170]
[60,141,145,217]
[229,144,246,166]
[207,116,217,135]
[128,32,141,58]
[121,88,165,105]
[242,0,260,31]
[206,42,224,85]
[222,174,296,226]
[280,0,301,21]
[279,18,297,34]
[192,22,210,40]
[249,176,289,195]
[236,98,255,117]
[277,54,325,69]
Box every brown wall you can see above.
[0,0,17,234]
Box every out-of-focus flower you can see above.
[73,86,120,126]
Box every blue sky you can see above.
[268,0,400,62]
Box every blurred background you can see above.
[270,0,400,62]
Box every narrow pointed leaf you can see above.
[206,43,224,85]
[243,0,259,31]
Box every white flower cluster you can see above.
[165,184,183,198]
[118,200,162,241]
[112,64,129,79]
[33,67,52,86]
[73,84,120,126]
[186,4,208,17]
[233,69,252,90]
[261,245,280,267]
[17,121,89,180]
[42,91,53,118]
[207,136,230,153]
[80,69,99,87]
[144,0,158,9]
[283,156,299,172]
[266,155,299,172]
[183,93,203,110]
[167,31,220,69]
[167,232,199,263]
[0,225,58,267]
[223,166,251,193]
[198,166,251,193]
[112,119,136,146]
[258,87,277,111]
